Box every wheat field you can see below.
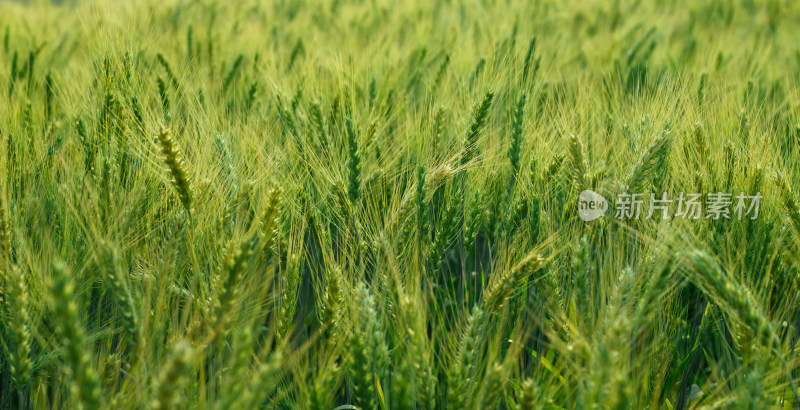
[1,0,800,408]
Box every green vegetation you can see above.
[1,0,800,408]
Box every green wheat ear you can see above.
[320,264,344,344]
[308,100,328,150]
[151,341,194,410]
[461,91,495,166]
[7,265,31,388]
[99,241,141,360]
[415,163,428,239]
[682,249,800,406]
[223,54,244,92]
[156,127,193,216]
[237,351,283,408]
[447,305,486,409]
[775,170,800,240]
[569,134,588,190]
[260,186,282,256]
[0,194,11,262]
[347,282,389,409]
[156,53,179,89]
[624,129,671,193]
[683,250,779,350]
[214,237,252,332]
[479,362,506,408]
[431,54,450,93]
[156,76,170,123]
[49,260,101,410]
[509,91,527,184]
[518,378,538,410]
[346,117,361,205]
[484,251,545,315]
[277,252,303,341]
